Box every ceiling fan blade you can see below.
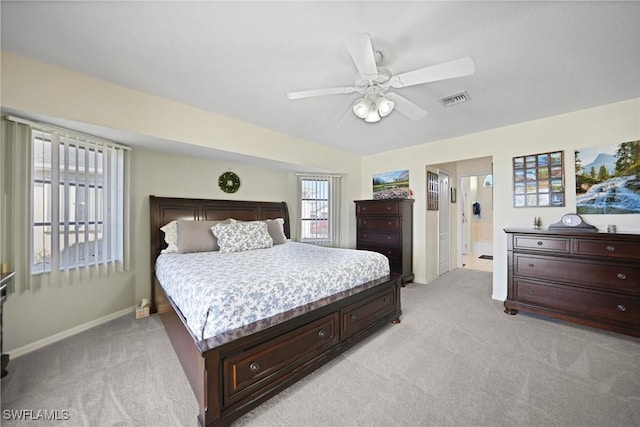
[386,92,428,120]
[335,103,357,127]
[389,57,475,89]
[344,33,379,78]
[287,86,357,100]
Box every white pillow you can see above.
[160,220,178,253]
[212,221,273,253]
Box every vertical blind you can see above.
[31,130,127,274]
[298,174,342,247]
[2,116,130,290]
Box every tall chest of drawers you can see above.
[504,228,639,337]
[355,199,414,284]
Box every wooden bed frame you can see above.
[149,196,402,427]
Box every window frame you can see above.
[298,175,341,246]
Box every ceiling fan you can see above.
[287,33,475,123]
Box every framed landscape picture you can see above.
[575,140,640,214]
[373,169,410,199]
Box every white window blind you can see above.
[298,174,341,247]
[3,116,130,285]
[32,130,128,273]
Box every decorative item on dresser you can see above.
[355,199,414,284]
[504,228,639,337]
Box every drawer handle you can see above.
[617,273,626,280]
[387,236,392,240]
[249,362,260,373]
[528,263,535,268]
[363,234,367,238]
[388,221,392,225]
[387,206,391,210]
[363,221,367,225]
[527,288,535,295]
[350,314,357,320]
[537,241,543,246]
[317,329,328,338]
[607,246,615,252]
[617,304,626,312]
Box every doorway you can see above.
[460,172,493,272]
[424,157,493,283]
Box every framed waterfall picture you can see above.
[513,150,564,208]
[575,140,640,214]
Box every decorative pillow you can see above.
[212,221,273,253]
[160,221,178,253]
[177,219,230,253]
[264,218,287,244]
[229,218,287,245]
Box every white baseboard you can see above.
[8,306,135,359]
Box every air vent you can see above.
[440,91,470,107]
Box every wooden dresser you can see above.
[504,228,639,337]
[355,199,414,284]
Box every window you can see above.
[31,129,127,274]
[299,175,341,246]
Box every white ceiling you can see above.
[1,1,639,159]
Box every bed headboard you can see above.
[149,196,290,311]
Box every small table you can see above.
[1,271,15,378]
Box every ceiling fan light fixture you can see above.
[353,98,370,119]
[376,96,395,117]
[364,106,381,123]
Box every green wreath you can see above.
[218,171,241,193]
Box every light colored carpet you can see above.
[2,268,639,426]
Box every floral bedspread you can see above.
[155,242,390,341]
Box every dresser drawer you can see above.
[358,231,401,246]
[358,217,401,230]
[512,235,570,253]
[223,313,338,404]
[514,279,639,324]
[357,245,402,261]
[341,287,396,339]
[513,254,639,294]
[356,201,399,216]
[574,239,640,261]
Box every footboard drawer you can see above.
[222,313,338,405]
[341,286,397,339]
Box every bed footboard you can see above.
[156,274,401,427]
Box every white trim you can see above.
[8,306,136,359]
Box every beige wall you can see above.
[1,50,638,353]
[0,51,362,354]
[362,98,640,300]
[470,174,493,243]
